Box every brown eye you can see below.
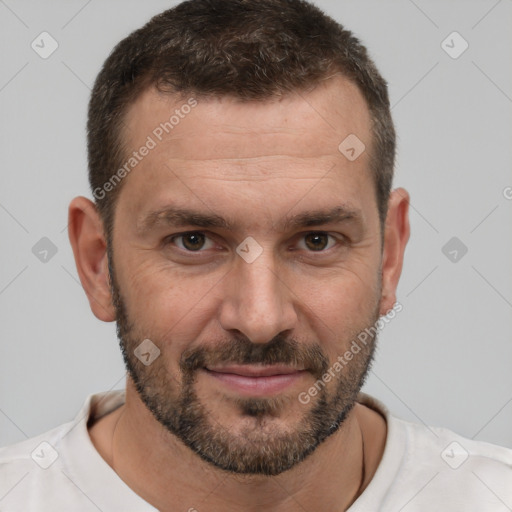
[304,232,331,251]
[182,233,205,251]
[172,232,212,251]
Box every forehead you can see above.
[123,76,371,159]
[116,76,376,227]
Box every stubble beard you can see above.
[107,246,380,476]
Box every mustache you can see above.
[180,334,329,379]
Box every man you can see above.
[1,0,510,510]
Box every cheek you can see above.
[300,259,378,308]
[118,256,222,345]
[294,268,380,349]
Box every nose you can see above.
[218,248,298,344]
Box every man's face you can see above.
[108,76,384,475]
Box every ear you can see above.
[379,187,410,316]
[68,196,116,322]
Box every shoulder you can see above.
[355,393,512,511]
[0,418,72,468]
[400,415,512,473]
[388,416,511,510]
[0,421,79,511]
[359,392,512,472]
[393,418,512,509]
[0,390,127,511]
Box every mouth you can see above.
[202,364,308,396]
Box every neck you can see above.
[90,382,385,512]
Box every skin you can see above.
[68,75,410,511]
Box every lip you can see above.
[203,365,308,396]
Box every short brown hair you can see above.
[87,0,395,240]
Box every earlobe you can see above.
[68,196,116,322]
[379,187,410,316]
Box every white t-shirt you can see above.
[1,390,511,511]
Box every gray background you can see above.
[1,0,511,449]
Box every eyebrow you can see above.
[136,204,362,235]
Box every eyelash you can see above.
[164,231,346,254]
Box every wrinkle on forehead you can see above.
[114,75,377,230]
[121,76,372,163]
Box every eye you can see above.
[168,232,216,252]
[297,232,339,252]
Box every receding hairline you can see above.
[117,71,376,175]
[88,0,395,240]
